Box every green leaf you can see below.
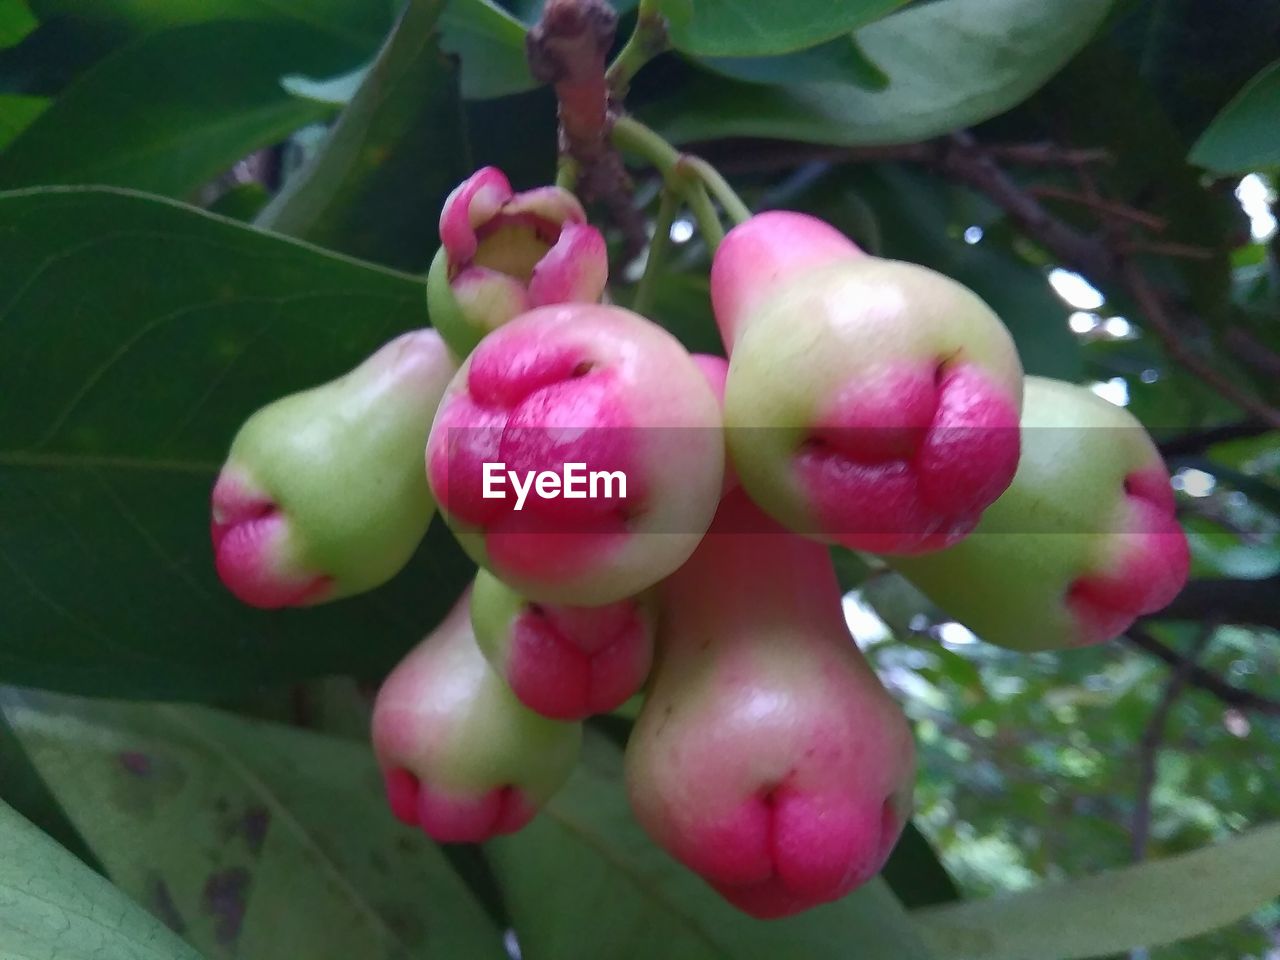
[28,0,391,50]
[3,0,390,96]
[0,93,47,149]
[1189,59,1280,174]
[0,186,473,698]
[440,0,534,100]
[282,60,374,106]
[881,824,961,910]
[643,0,1113,146]
[0,702,102,872]
[0,0,36,48]
[0,21,348,197]
[4,691,504,959]
[256,0,471,272]
[0,795,205,960]
[206,182,271,222]
[655,0,909,57]
[701,34,889,90]
[914,822,1280,960]
[488,733,935,960]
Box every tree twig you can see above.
[1120,262,1280,428]
[1124,626,1280,717]
[1157,419,1272,457]
[1028,184,1168,231]
[696,132,1280,425]
[526,0,646,258]
[1132,631,1211,863]
[1144,575,1280,632]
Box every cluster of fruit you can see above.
[210,166,1189,918]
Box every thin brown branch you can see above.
[1132,631,1210,863]
[1145,575,1280,631]
[1121,262,1280,428]
[1117,239,1216,260]
[1224,327,1280,382]
[1157,419,1272,457]
[937,132,1119,281]
[697,131,1280,424]
[983,142,1113,167]
[1124,626,1280,717]
[527,0,646,258]
[1028,184,1168,231]
[526,0,615,151]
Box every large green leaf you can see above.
[4,691,503,959]
[439,0,533,100]
[654,0,908,57]
[0,187,472,698]
[0,796,205,960]
[0,701,101,872]
[27,0,391,48]
[488,734,935,960]
[0,21,349,197]
[0,0,35,48]
[1189,59,1280,174]
[700,34,889,90]
[0,92,46,148]
[257,0,470,272]
[643,0,1112,146]
[914,822,1280,960]
[2,0,389,96]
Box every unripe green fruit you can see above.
[211,330,455,608]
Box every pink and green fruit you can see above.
[712,211,1024,556]
[372,591,582,843]
[427,166,608,359]
[470,568,655,720]
[891,376,1190,650]
[426,302,725,605]
[626,488,916,919]
[211,330,455,609]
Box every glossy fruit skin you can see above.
[470,568,655,720]
[426,166,607,359]
[372,591,582,843]
[211,330,455,609]
[711,211,1024,555]
[626,489,916,919]
[426,302,725,606]
[891,376,1190,650]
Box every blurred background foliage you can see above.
[0,0,1277,958]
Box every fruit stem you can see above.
[634,185,679,316]
[605,0,669,100]
[556,154,580,191]
[610,115,747,250]
[680,155,752,226]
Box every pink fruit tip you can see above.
[209,471,331,608]
[711,211,864,347]
[438,168,606,327]
[681,791,904,919]
[505,601,652,719]
[380,766,536,843]
[798,362,1021,554]
[1066,466,1189,646]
